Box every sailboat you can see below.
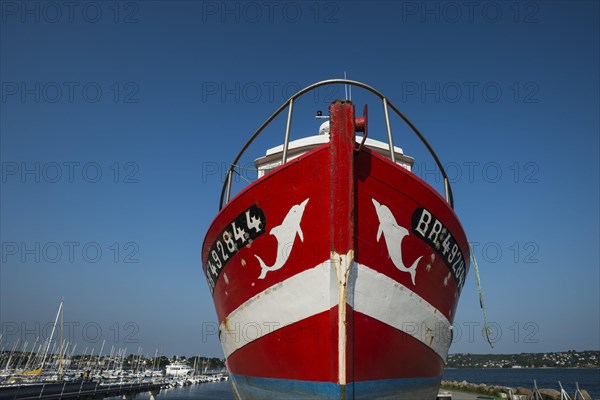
[20,300,64,378]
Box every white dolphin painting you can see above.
[255,198,309,280]
[372,198,422,285]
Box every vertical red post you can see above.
[328,100,356,391]
[329,100,356,253]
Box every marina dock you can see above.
[0,381,162,400]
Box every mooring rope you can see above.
[470,242,494,348]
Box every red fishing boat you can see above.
[202,80,470,399]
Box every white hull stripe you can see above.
[219,261,451,362]
[219,260,334,358]
[350,263,451,361]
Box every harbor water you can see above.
[107,381,235,400]
[108,369,599,399]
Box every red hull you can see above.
[202,100,469,399]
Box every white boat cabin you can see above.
[254,121,414,178]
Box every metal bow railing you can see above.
[219,79,454,210]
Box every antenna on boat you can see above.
[344,72,352,101]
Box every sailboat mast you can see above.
[62,342,70,372]
[41,300,63,369]
[15,340,29,370]
[24,337,39,370]
[59,301,63,379]
[108,345,114,371]
[5,338,20,371]
[95,339,105,375]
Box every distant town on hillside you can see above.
[447,351,599,369]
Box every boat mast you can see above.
[87,348,95,372]
[31,342,43,370]
[79,347,88,371]
[14,340,28,370]
[62,342,70,372]
[153,348,159,371]
[41,300,63,370]
[59,301,63,379]
[95,339,105,375]
[121,347,127,371]
[23,337,39,370]
[107,345,114,371]
[5,338,20,371]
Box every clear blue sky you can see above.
[1,1,598,358]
